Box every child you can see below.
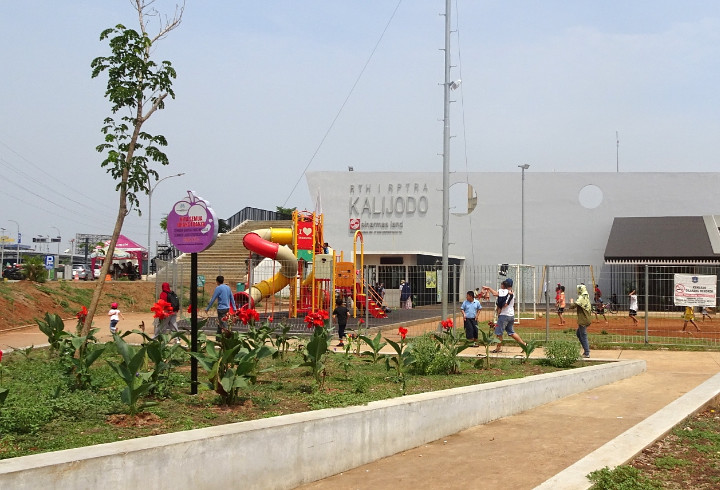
[332,298,349,347]
[556,285,566,326]
[108,302,125,334]
[701,306,714,322]
[682,306,700,333]
[628,290,639,325]
[460,290,482,344]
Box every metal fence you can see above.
[151,260,720,347]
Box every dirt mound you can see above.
[0,280,157,331]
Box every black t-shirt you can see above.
[333,305,349,325]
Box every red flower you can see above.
[304,311,327,329]
[248,309,260,323]
[268,315,274,323]
[151,299,174,320]
[304,314,315,329]
[76,306,88,325]
[398,327,408,340]
[318,310,329,320]
[487,321,496,328]
[441,318,453,330]
[358,318,365,324]
[0,350,3,363]
[187,304,194,314]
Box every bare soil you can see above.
[630,405,720,488]
[0,280,156,331]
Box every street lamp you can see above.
[51,226,61,257]
[518,164,530,264]
[8,220,19,266]
[0,227,5,268]
[147,172,185,277]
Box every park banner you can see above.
[673,274,717,307]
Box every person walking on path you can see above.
[629,289,639,325]
[556,285,566,326]
[482,278,527,353]
[460,290,482,344]
[155,282,180,340]
[206,275,237,334]
[569,284,593,358]
[333,298,349,347]
[682,306,701,333]
[108,302,125,334]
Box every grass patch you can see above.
[0,345,573,459]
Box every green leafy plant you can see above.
[106,334,156,415]
[517,339,538,364]
[384,327,415,395]
[191,325,277,404]
[272,322,296,360]
[433,318,470,374]
[23,256,47,283]
[37,312,67,354]
[300,311,332,389]
[137,331,187,398]
[544,339,579,368]
[359,331,387,363]
[408,333,441,375]
[588,465,662,489]
[61,329,106,390]
[476,323,500,369]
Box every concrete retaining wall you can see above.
[0,359,645,489]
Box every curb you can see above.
[534,370,720,489]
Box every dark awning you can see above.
[604,216,720,264]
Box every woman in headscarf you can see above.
[569,284,593,358]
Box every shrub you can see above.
[587,465,662,489]
[543,339,579,368]
[409,333,441,375]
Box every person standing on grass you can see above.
[569,284,593,358]
[460,290,482,344]
[482,278,527,353]
[206,275,237,334]
[556,285,566,326]
[628,289,639,325]
[682,306,701,333]
[333,298,349,347]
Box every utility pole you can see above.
[440,0,451,321]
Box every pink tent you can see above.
[91,235,147,275]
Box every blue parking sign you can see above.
[44,255,55,270]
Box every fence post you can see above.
[644,264,649,344]
[544,265,550,341]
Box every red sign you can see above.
[349,218,360,230]
[296,220,314,250]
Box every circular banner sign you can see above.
[167,191,218,253]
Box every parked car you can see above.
[72,265,90,281]
[2,264,25,280]
[93,265,102,280]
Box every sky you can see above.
[1,1,719,257]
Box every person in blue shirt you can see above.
[206,275,237,334]
[460,290,482,343]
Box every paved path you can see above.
[299,349,720,490]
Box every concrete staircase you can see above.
[166,219,293,286]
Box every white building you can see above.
[307,171,720,274]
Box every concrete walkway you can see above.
[299,349,720,490]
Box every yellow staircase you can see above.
[163,219,292,286]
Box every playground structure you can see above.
[235,211,386,319]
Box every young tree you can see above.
[83,0,184,335]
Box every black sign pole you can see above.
[191,252,198,394]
